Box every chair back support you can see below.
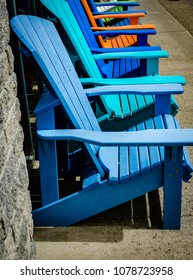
[65,0,105,49]
[10,15,105,176]
[80,0,106,36]
[41,0,104,76]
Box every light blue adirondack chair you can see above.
[10,15,193,229]
[39,0,184,131]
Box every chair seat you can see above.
[100,58,149,118]
[103,34,137,48]
[103,93,155,119]
[99,114,193,184]
[101,58,140,78]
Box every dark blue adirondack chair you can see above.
[40,0,184,131]
[10,15,193,229]
[65,0,156,48]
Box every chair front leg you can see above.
[163,146,183,229]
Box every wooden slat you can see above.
[119,146,130,182]
[119,58,126,77]
[153,115,166,161]
[128,126,140,178]
[145,118,161,169]
[130,58,140,76]
[136,122,151,174]
[114,34,125,48]
[103,94,122,117]
[120,94,131,117]
[99,147,119,183]
[113,59,120,77]
[136,95,146,110]
[127,95,138,114]
[144,94,154,107]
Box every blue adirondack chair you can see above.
[83,0,147,27]
[10,15,193,229]
[40,0,184,131]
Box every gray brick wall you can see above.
[0,0,36,259]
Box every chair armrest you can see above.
[93,12,145,19]
[37,129,193,147]
[92,10,147,15]
[92,24,156,31]
[83,83,184,97]
[90,46,161,53]
[95,2,140,7]
[93,50,169,60]
[80,76,186,86]
[93,29,156,37]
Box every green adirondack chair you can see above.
[10,15,193,228]
[40,0,183,131]
[96,0,139,13]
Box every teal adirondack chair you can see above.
[40,0,184,131]
[10,15,193,229]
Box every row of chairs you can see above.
[10,0,193,228]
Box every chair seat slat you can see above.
[119,146,130,182]
[136,122,151,174]
[145,118,162,169]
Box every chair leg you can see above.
[36,107,59,206]
[163,146,183,229]
[38,138,59,206]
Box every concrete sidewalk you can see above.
[34,0,193,260]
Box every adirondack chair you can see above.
[82,0,147,28]
[90,0,141,13]
[81,0,145,27]
[96,0,140,14]
[65,0,156,48]
[11,15,193,229]
[40,0,183,131]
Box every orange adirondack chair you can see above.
[80,0,155,48]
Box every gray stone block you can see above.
[0,0,36,259]
[0,1,9,55]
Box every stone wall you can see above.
[0,0,35,259]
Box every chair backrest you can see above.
[86,0,139,24]
[87,0,104,14]
[83,0,120,25]
[80,0,106,33]
[40,0,104,76]
[89,0,119,14]
[10,15,105,176]
[87,0,139,13]
[65,0,106,49]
